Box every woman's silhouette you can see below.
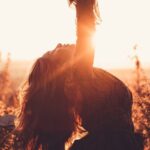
[1,0,142,150]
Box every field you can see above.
[0,60,150,150]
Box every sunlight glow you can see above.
[0,0,150,68]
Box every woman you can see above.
[1,0,141,150]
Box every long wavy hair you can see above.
[17,0,100,149]
[17,46,76,150]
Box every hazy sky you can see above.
[0,0,150,68]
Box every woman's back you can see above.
[70,67,140,150]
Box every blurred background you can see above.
[0,0,149,149]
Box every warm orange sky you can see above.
[0,0,150,68]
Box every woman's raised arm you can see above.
[69,0,100,74]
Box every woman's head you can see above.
[17,44,76,149]
[27,44,75,92]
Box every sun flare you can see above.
[0,0,150,68]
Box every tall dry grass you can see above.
[0,52,19,116]
[130,53,150,150]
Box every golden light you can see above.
[0,0,150,68]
